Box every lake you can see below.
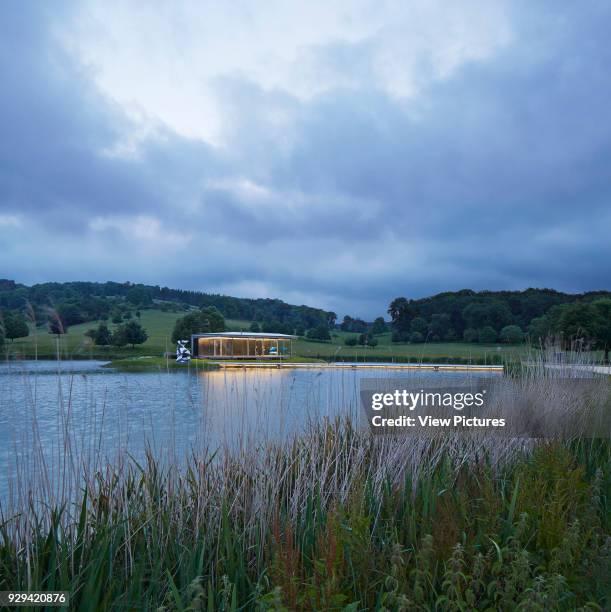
[0,359,499,504]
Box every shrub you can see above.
[410,331,425,343]
[345,336,358,346]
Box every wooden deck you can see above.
[212,361,504,372]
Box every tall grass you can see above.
[0,355,609,610]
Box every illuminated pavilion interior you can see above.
[191,332,296,359]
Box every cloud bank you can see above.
[0,1,610,317]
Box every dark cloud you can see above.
[0,2,609,318]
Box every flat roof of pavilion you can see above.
[192,332,297,339]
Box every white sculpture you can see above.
[176,340,191,363]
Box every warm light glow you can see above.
[196,336,292,358]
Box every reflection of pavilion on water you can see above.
[191,332,296,359]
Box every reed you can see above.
[0,357,609,610]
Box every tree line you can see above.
[0,279,336,332]
[388,288,611,358]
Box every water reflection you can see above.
[0,360,498,502]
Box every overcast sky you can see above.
[1,1,610,318]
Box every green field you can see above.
[4,311,253,359]
[5,309,531,363]
[5,310,185,359]
[296,329,528,363]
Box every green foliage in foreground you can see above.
[0,428,608,611]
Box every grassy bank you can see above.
[1,424,609,610]
[104,355,324,371]
[103,356,219,372]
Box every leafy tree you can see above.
[371,317,387,335]
[551,303,601,347]
[388,297,416,334]
[57,303,84,326]
[3,312,29,342]
[410,317,428,335]
[92,323,113,346]
[592,299,611,362]
[171,307,225,344]
[478,326,498,343]
[49,317,67,336]
[249,321,261,333]
[114,321,148,348]
[126,287,152,306]
[445,328,457,341]
[410,331,425,343]
[111,328,127,347]
[345,336,358,346]
[172,312,205,343]
[306,324,330,341]
[499,325,524,344]
[48,305,79,336]
[47,302,84,336]
[295,325,305,336]
[368,336,378,348]
[429,314,450,340]
[551,300,611,361]
[463,301,512,331]
[112,313,123,324]
[463,328,478,343]
[528,315,552,343]
[199,306,225,333]
[340,316,368,333]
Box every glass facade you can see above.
[196,336,291,358]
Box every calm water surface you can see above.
[0,359,497,502]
